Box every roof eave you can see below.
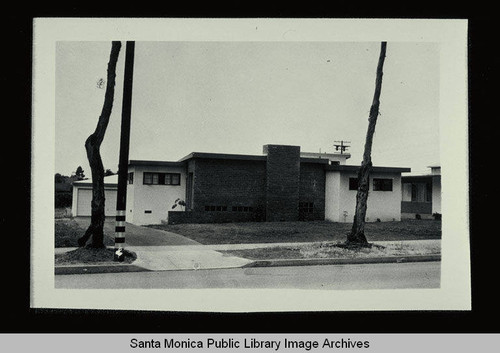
[325,165,411,173]
[128,160,186,167]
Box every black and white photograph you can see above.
[31,18,470,312]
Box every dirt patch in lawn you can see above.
[220,241,441,260]
[148,219,441,245]
[55,218,114,248]
[55,247,137,265]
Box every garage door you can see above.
[76,188,118,217]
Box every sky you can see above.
[55,41,440,177]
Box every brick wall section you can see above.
[168,210,259,224]
[190,158,267,219]
[299,162,326,220]
[185,160,196,209]
[264,145,301,221]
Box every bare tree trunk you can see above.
[347,42,387,246]
[78,41,122,248]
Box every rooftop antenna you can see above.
[333,140,350,155]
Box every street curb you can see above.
[242,254,441,268]
[55,254,441,274]
[55,264,150,275]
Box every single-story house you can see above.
[401,166,441,219]
[72,144,411,225]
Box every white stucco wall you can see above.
[71,185,79,217]
[125,166,136,224]
[325,170,402,223]
[432,175,441,214]
[325,171,341,222]
[128,165,186,225]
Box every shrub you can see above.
[432,213,442,220]
[55,192,72,208]
[415,214,422,220]
[172,198,186,210]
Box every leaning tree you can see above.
[347,41,387,246]
[78,41,122,248]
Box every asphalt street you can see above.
[55,261,440,290]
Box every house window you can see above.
[373,178,393,191]
[299,202,314,213]
[128,172,134,184]
[411,183,419,201]
[411,183,430,202]
[171,173,180,185]
[205,205,227,212]
[231,206,253,212]
[143,172,181,186]
[143,172,153,185]
[426,182,432,202]
[349,178,369,190]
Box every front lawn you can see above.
[147,219,441,245]
[55,219,133,265]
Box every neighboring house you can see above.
[325,164,409,223]
[71,175,119,217]
[72,144,411,225]
[401,166,441,219]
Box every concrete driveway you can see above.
[73,217,200,246]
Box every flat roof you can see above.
[177,152,329,164]
[73,174,119,187]
[325,165,411,173]
[402,175,437,182]
[129,160,185,167]
[178,152,267,163]
[128,155,407,171]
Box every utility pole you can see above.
[114,41,135,261]
[334,140,350,154]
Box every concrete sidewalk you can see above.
[55,245,254,274]
[129,239,440,271]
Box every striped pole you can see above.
[114,210,127,261]
[114,41,135,262]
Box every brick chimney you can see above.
[263,144,300,221]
